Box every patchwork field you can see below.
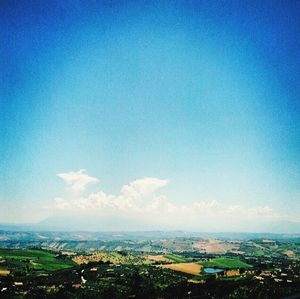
[193,239,236,254]
[147,255,172,262]
[73,251,145,265]
[164,254,190,263]
[0,249,75,271]
[283,250,295,257]
[0,269,10,276]
[0,237,298,299]
[160,262,203,275]
[203,257,252,269]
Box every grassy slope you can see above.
[165,254,189,263]
[0,249,75,271]
[203,257,252,269]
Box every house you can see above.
[254,276,264,281]
[224,269,240,277]
[90,267,97,271]
[72,284,82,289]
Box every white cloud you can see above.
[121,177,169,198]
[57,169,98,192]
[51,170,284,230]
[226,204,278,219]
[54,197,71,210]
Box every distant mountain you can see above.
[0,223,64,232]
[1,215,300,237]
[0,226,300,242]
[0,221,300,242]
[38,214,156,232]
[259,220,300,234]
[38,215,300,234]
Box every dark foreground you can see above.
[0,231,300,298]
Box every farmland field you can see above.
[164,254,189,263]
[0,249,75,271]
[0,235,299,299]
[73,251,146,265]
[0,269,10,276]
[160,262,203,275]
[203,257,252,269]
[147,255,172,262]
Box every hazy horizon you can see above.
[1,1,300,233]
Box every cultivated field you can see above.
[193,239,237,254]
[73,251,145,265]
[147,255,172,262]
[0,269,10,276]
[203,257,252,269]
[283,250,295,257]
[164,254,190,263]
[160,262,203,275]
[0,249,75,271]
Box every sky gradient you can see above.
[1,1,300,232]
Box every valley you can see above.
[0,230,299,298]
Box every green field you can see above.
[165,254,189,263]
[202,257,252,269]
[0,249,76,271]
[251,248,265,256]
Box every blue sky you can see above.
[1,1,300,231]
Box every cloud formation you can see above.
[51,170,283,230]
[57,169,98,192]
[54,176,170,212]
[121,177,169,199]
